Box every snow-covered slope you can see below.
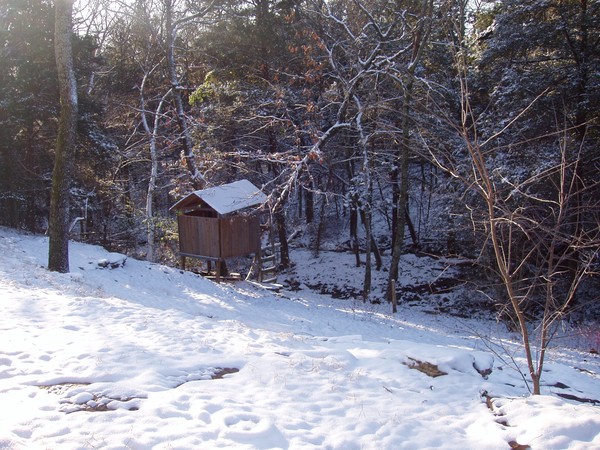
[0,227,598,449]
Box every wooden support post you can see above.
[180,255,186,271]
[257,251,263,282]
[216,260,222,283]
[245,253,258,281]
[391,279,397,314]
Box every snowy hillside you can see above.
[0,227,599,449]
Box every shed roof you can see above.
[170,179,267,215]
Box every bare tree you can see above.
[48,0,78,273]
[164,0,216,188]
[140,65,171,262]
[431,44,600,395]
[385,0,435,301]
[300,0,433,298]
[74,0,119,95]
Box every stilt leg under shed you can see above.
[216,260,222,283]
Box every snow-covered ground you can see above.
[0,226,599,449]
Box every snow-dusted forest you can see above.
[2,0,598,305]
[0,0,599,447]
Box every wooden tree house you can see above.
[170,180,267,282]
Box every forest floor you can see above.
[282,247,497,319]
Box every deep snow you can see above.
[0,226,599,449]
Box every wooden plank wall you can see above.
[178,213,260,259]
[220,215,261,258]
[178,215,220,257]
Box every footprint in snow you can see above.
[214,410,287,448]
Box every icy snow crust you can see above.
[0,227,598,449]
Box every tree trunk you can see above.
[390,161,399,249]
[25,119,37,232]
[275,208,289,269]
[385,0,433,300]
[346,155,361,267]
[305,180,314,224]
[405,205,419,249]
[314,194,326,257]
[386,84,411,299]
[362,204,372,300]
[48,0,77,273]
[350,204,360,267]
[361,136,372,300]
[360,209,382,270]
[141,84,170,263]
[297,183,303,219]
[145,154,157,262]
[164,0,203,188]
[314,169,332,257]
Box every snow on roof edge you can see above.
[171,179,267,215]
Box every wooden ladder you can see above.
[256,243,280,283]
